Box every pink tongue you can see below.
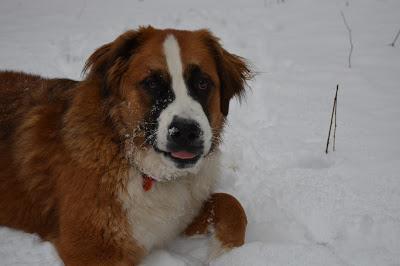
[170,151,197,160]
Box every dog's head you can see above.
[84,26,251,180]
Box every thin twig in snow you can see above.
[340,11,353,68]
[77,0,87,20]
[326,85,339,154]
[389,29,400,47]
[333,85,338,151]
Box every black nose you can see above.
[168,117,202,148]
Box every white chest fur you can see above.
[120,153,220,252]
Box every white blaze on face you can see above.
[156,35,212,158]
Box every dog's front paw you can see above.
[207,233,231,261]
[184,192,247,262]
[206,193,247,261]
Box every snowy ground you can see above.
[1,0,400,265]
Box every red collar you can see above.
[142,174,156,192]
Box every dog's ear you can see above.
[83,26,154,96]
[201,30,252,116]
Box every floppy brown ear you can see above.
[202,31,252,116]
[83,26,154,96]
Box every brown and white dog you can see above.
[0,26,251,265]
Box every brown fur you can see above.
[0,27,251,265]
[184,193,247,248]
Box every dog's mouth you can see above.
[154,147,202,168]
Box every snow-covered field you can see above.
[1,0,400,265]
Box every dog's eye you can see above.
[197,78,210,91]
[148,79,158,89]
[144,76,162,90]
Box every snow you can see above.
[1,0,400,265]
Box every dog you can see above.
[0,26,251,265]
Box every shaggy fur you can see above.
[0,27,250,265]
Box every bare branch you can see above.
[326,85,339,154]
[333,85,338,151]
[340,11,353,68]
[76,0,87,20]
[389,29,400,47]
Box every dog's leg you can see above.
[184,193,247,260]
[54,173,146,266]
[55,205,146,266]
[55,210,146,266]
